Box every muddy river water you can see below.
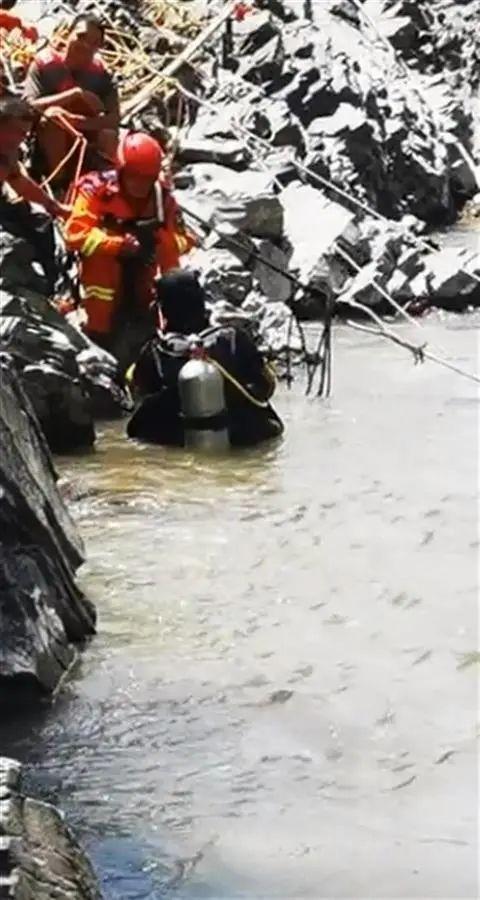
[3,299,479,898]
[2,5,478,894]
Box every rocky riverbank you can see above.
[0,3,478,895]
[127,0,480,322]
[0,355,96,703]
[0,229,130,454]
[12,3,480,327]
[0,757,102,898]
[2,1,480,409]
[1,0,478,690]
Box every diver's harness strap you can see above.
[151,327,271,410]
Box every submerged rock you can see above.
[0,757,102,898]
[0,356,96,702]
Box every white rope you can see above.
[181,176,480,390]
[344,317,480,386]
[334,241,450,358]
[131,2,480,389]
[175,80,465,364]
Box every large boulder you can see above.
[241,97,305,151]
[0,356,96,702]
[178,164,284,239]
[0,232,130,451]
[337,231,480,312]
[199,0,479,224]
[420,245,480,309]
[0,758,102,899]
[187,245,254,305]
[252,239,293,302]
[361,0,421,52]
[235,9,285,83]
[280,181,357,314]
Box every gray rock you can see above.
[260,301,302,354]
[209,298,259,334]
[241,288,271,321]
[254,145,300,186]
[0,230,49,297]
[216,10,287,84]
[189,246,254,305]
[242,98,304,150]
[0,356,96,702]
[307,104,368,142]
[361,1,419,51]
[335,218,426,309]
[0,234,130,450]
[0,310,95,452]
[280,181,357,301]
[0,758,102,899]
[178,165,283,239]
[252,239,293,302]
[235,9,283,85]
[422,246,480,308]
[338,232,480,312]
[262,1,477,221]
[177,135,248,167]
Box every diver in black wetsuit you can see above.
[127,269,284,448]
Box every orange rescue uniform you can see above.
[64,168,195,335]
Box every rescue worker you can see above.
[127,269,284,448]
[23,13,119,185]
[0,0,38,96]
[64,131,196,369]
[0,0,38,43]
[0,95,68,290]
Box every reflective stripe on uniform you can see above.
[82,227,110,258]
[176,234,189,254]
[154,182,164,224]
[83,285,116,300]
[125,363,136,384]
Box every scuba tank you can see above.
[178,339,230,451]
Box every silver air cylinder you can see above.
[178,356,230,451]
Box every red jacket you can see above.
[65,167,194,270]
[0,11,37,41]
[23,48,117,111]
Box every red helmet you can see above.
[117,132,163,178]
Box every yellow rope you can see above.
[205,356,271,409]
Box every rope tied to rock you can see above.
[413,343,427,365]
[180,200,480,391]
[6,0,477,395]
[142,7,480,293]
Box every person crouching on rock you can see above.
[63,131,196,372]
[126,269,284,448]
[0,95,68,292]
[23,13,119,188]
[0,0,38,48]
[0,96,67,216]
